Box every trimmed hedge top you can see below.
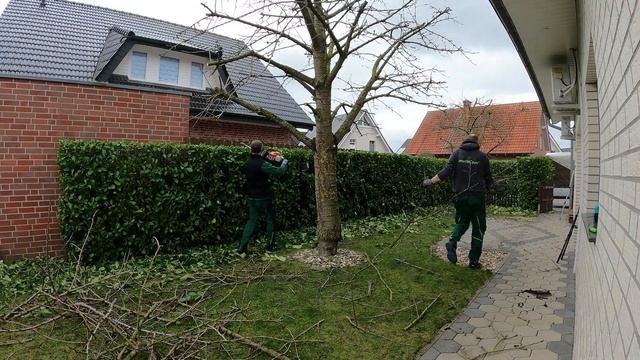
[58,141,553,263]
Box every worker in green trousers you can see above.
[239,140,288,254]
[422,134,493,269]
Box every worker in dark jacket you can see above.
[239,140,288,254]
[422,134,493,269]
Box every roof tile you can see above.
[405,101,545,156]
[0,0,313,127]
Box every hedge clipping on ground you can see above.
[58,141,553,262]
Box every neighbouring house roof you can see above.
[306,111,393,152]
[0,0,314,129]
[396,138,412,154]
[405,101,547,157]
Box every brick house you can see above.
[405,100,554,158]
[0,0,313,260]
[490,0,640,357]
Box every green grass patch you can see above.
[488,205,537,218]
[0,208,491,359]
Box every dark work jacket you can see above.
[245,154,287,199]
[437,140,493,195]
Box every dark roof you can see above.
[0,0,313,128]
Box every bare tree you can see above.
[202,0,460,256]
[437,98,519,156]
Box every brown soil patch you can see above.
[289,248,366,270]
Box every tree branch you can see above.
[211,89,315,149]
[202,3,313,54]
[207,50,315,94]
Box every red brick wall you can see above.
[0,79,190,261]
[189,117,296,146]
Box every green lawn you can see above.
[0,208,492,359]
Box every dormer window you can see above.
[131,52,147,80]
[159,56,179,84]
[191,62,204,88]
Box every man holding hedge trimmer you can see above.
[239,140,288,254]
[422,134,493,269]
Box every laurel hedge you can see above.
[57,141,553,262]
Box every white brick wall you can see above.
[574,0,640,358]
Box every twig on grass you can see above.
[363,301,423,320]
[366,254,393,301]
[0,337,33,347]
[404,294,441,331]
[215,325,291,360]
[393,258,437,274]
[346,316,409,346]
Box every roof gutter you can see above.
[488,0,551,118]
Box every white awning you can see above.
[546,152,571,169]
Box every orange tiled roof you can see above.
[405,101,546,156]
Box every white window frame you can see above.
[369,140,375,151]
[349,138,357,149]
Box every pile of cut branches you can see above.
[0,244,318,359]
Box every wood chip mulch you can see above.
[432,243,509,272]
[289,248,366,270]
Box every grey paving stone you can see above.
[433,340,461,353]
[553,309,575,318]
[551,323,574,335]
[463,308,486,318]
[547,341,573,355]
[439,329,457,340]
[475,296,493,305]
[561,334,574,345]
[466,302,481,309]
[448,322,475,334]
[418,347,440,360]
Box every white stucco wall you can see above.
[113,44,222,90]
[573,1,640,359]
[337,125,392,153]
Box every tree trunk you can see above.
[314,142,341,256]
[313,84,341,256]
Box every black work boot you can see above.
[445,241,457,264]
[469,261,482,269]
[266,242,280,252]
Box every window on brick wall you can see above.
[159,56,179,84]
[131,52,147,80]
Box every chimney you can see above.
[462,99,472,123]
[463,99,472,112]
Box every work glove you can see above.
[281,158,288,166]
[275,155,283,163]
[422,178,433,187]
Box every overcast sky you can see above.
[0,0,563,151]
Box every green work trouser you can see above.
[239,198,276,251]
[450,194,486,263]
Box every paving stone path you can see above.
[416,213,576,360]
